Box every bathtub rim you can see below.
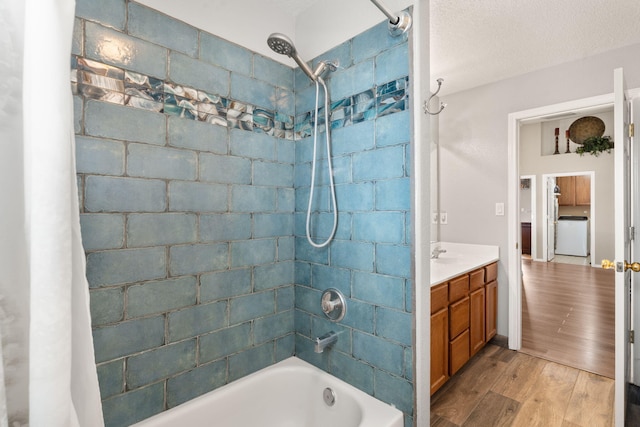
[130,355,403,427]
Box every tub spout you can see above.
[314,331,338,353]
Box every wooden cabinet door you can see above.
[449,329,470,376]
[557,176,575,206]
[485,280,497,341]
[430,307,449,395]
[521,223,531,255]
[470,287,486,357]
[575,175,591,205]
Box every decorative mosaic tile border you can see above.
[71,56,409,141]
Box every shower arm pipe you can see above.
[369,0,412,35]
[370,0,399,24]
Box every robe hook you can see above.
[423,78,447,115]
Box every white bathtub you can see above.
[131,356,403,427]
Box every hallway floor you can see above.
[520,259,614,378]
[430,344,614,426]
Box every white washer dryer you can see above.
[556,216,589,256]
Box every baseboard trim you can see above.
[489,334,509,348]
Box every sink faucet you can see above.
[431,247,447,259]
[314,331,338,353]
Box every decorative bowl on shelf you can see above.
[568,116,605,144]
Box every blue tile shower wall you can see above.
[293,20,413,426]
[74,2,296,426]
[74,1,412,426]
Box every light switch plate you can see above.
[495,203,504,216]
[440,212,448,224]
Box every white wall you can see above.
[438,42,640,337]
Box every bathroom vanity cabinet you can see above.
[430,262,498,396]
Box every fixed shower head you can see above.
[267,33,319,82]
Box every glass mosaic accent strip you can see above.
[71,56,409,141]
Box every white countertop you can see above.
[430,242,499,287]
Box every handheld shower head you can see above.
[267,33,296,56]
[267,33,318,82]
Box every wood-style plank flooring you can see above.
[431,344,615,426]
[520,259,615,379]
[431,259,616,426]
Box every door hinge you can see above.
[631,330,635,344]
[630,123,635,138]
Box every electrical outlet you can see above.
[432,212,439,224]
[495,203,505,216]
[440,212,448,224]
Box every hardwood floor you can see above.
[430,260,617,426]
[520,259,615,378]
[430,344,615,426]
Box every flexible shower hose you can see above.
[305,77,337,248]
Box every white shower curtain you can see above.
[0,0,105,426]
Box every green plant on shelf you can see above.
[575,136,614,156]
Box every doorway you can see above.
[519,175,536,261]
[509,83,640,425]
[516,109,613,379]
[540,171,596,266]
[507,92,619,348]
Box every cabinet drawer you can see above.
[485,262,498,283]
[431,283,448,314]
[449,295,470,338]
[449,329,470,376]
[449,275,469,303]
[469,268,485,291]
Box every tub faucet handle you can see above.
[320,288,346,322]
[322,293,341,313]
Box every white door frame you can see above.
[632,97,640,386]
[544,175,556,262]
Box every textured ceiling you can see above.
[431,0,640,95]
